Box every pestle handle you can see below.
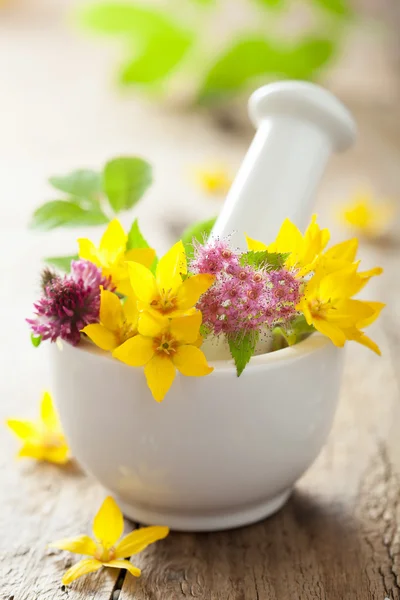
[210,81,357,250]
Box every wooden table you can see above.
[1,6,400,599]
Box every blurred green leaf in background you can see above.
[103,157,152,212]
[30,156,153,269]
[76,0,352,107]
[30,155,152,231]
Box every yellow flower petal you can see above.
[100,289,123,331]
[125,247,156,269]
[137,312,165,338]
[357,301,385,328]
[246,236,267,251]
[115,277,134,297]
[338,192,396,238]
[194,166,232,196]
[331,299,375,327]
[82,324,119,351]
[49,535,97,556]
[115,526,169,559]
[43,444,70,465]
[343,326,381,355]
[312,319,347,347]
[172,345,214,376]
[169,312,202,344]
[102,560,141,578]
[144,355,176,402]
[100,219,127,254]
[156,241,187,293]
[62,558,103,586]
[17,443,44,460]
[113,335,155,367]
[122,296,139,328]
[175,274,215,311]
[323,238,358,262]
[128,262,157,304]
[93,496,124,548]
[40,391,59,431]
[269,218,303,255]
[6,419,38,441]
[78,238,100,266]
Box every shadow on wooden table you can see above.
[123,490,377,598]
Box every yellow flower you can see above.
[194,165,232,196]
[6,391,70,464]
[337,191,396,238]
[297,263,384,352]
[49,496,169,585]
[78,219,156,295]
[128,240,215,319]
[246,215,330,276]
[315,238,383,283]
[113,311,213,402]
[82,288,138,351]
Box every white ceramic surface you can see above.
[50,335,343,531]
[210,81,357,250]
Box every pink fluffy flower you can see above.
[190,241,301,336]
[27,260,114,346]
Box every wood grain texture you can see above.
[0,455,134,600]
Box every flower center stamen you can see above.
[155,334,177,356]
[151,289,177,314]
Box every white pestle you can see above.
[204,81,356,362]
[210,81,357,250]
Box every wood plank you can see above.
[0,452,134,600]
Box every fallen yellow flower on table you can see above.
[128,240,214,318]
[194,164,232,196]
[78,219,155,295]
[50,496,169,586]
[82,288,138,350]
[246,215,330,276]
[337,191,396,239]
[6,391,69,464]
[113,311,213,402]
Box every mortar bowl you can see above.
[50,334,343,531]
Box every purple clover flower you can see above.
[27,260,114,346]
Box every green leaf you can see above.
[79,3,193,86]
[127,219,158,274]
[200,37,281,101]
[127,218,150,249]
[200,34,337,102]
[45,254,79,271]
[79,2,181,35]
[281,36,336,79]
[31,333,42,348]
[30,201,109,230]
[273,316,316,348]
[255,0,285,8]
[49,169,102,201]
[103,157,152,213]
[240,250,289,270]
[311,0,352,17]
[181,216,217,259]
[228,330,259,377]
[120,29,193,85]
